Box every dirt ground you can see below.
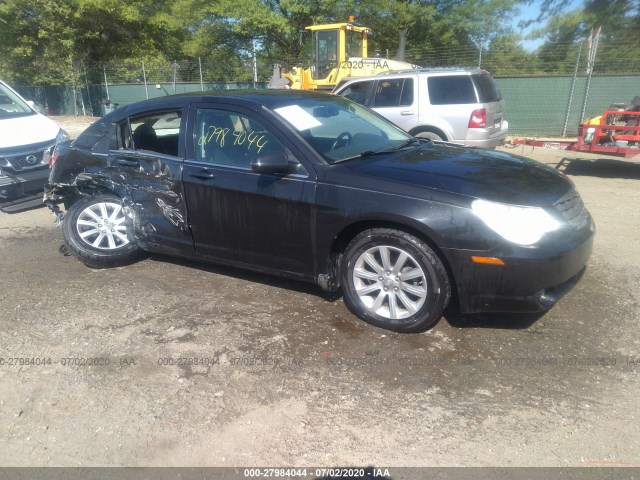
[0,120,639,468]
[54,116,100,139]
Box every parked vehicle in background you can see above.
[333,67,508,148]
[45,91,592,333]
[0,79,69,210]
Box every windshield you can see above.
[346,30,364,58]
[0,82,34,119]
[271,96,411,164]
[311,30,339,81]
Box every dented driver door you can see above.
[108,108,192,253]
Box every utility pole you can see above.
[252,39,258,89]
[580,26,601,123]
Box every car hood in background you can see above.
[0,113,60,149]
[337,143,572,207]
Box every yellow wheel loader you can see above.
[268,20,419,90]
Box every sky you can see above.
[512,0,584,51]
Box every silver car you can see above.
[333,67,508,148]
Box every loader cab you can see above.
[308,23,369,81]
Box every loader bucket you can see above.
[268,64,291,89]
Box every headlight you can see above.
[472,199,562,246]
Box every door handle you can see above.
[189,168,216,180]
[401,110,415,115]
[117,158,139,167]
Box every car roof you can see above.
[107,89,337,120]
[337,67,490,86]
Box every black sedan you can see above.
[44,91,594,332]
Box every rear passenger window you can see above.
[118,111,182,156]
[373,78,413,107]
[427,76,477,105]
[473,74,502,102]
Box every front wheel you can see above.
[415,130,445,141]
[62,194,142,268]
[341,228,451,332]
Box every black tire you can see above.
[62,194,142,268]
[341,228,451,333]
[413,128,446,142]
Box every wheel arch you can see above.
[323,218,458,300]
[55,177,128,209]
[409,125,449,141]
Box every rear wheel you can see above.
[341,228,451,332]
[62,194,142,268]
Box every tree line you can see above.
[0,0,638,87]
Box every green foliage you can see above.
[0,0,638,87]
[528,0,640,73]
[483,34,541,75]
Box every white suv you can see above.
[0,80,68,208]
[333,68,508,148]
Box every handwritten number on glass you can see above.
[198,125,268,154]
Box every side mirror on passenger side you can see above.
[251,152,291,174]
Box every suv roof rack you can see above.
[376,66,480,76]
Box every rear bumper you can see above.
[465,120,509,149]
[444,217,595,314]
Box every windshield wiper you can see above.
[333,138,423,164]
[356,138,423,157]
[391,138,423,150]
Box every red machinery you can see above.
[512,107,640,159]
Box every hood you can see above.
[337,143,573,207]
[0,113,60,149]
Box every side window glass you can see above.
[400,78,414,106]
[427,76,477,105]
[115,122,131,150]
[340,81,371,105]
[195,109,286,169]
[373,79,404,107]
[122,111,182,156]
[114,110,182,157]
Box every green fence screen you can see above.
[14,75,640,138]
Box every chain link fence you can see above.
[11,38,640,137]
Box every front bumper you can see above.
[0,166,49,201]
[444,216,595,314]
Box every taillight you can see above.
[469,108,487,128]
[49,146,59,168]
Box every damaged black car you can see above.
[45,91,594,332]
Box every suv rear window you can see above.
[427,76,477,105]
[473,74,502,102]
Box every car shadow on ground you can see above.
[147,253,338,299]
[443,307,545,330]
[556,156,640,179]
[149,253,545,331]
[0,199,46,214]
